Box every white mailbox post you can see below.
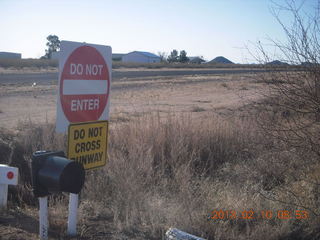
[0,164,18,208]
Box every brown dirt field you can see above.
[0,70,265,130]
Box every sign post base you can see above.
[39,197,48,240]
[67,193,79,236]
[0,184,8,208]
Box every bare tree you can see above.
[255,0,320,156]
[252,0,320,215]
[157,51,168,63]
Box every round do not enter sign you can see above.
[60,46,110,123]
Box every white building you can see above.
[122,51,160,63]
[0,52,21,59]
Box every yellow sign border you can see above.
[67,120,109,170]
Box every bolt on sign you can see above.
[56,41,112,133]
[68,121,108,170]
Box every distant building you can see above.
[122,51,160,63]
[0,52,21,59]
[188,56,205,64]
[112,53,125,61]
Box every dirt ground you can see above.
[0,68,267,239]
[0,69,264,130]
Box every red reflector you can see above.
[7,171,14,180]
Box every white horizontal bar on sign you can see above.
[63,80,108,95]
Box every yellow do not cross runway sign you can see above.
[67,120,108,170]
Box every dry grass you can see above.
[191,106,206,112]
[81,113,258,237]
[1,113,318,239]
[0,58,58,69]
[0,110,319,239]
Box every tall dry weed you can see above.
[1,113,319,239]
[0,121,66,206]
[82,113,266,238]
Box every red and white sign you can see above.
[56,41,112,132]
[0,164,18,185]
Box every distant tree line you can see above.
[158,50,191,63]
[41,35,197,64]
[167,49,189,63]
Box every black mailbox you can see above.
[32,151,85,198]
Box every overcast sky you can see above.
[0,0,317,63]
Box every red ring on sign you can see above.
[60,45,110,123]
[7,171,14,179]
